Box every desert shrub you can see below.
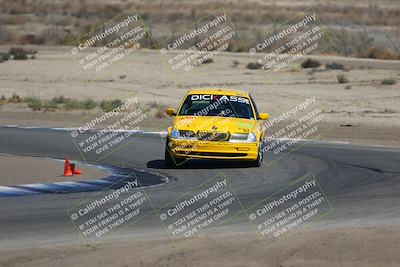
[0,52,10,61]
[9,47,36,60]
[26,96,42,111]
[202,58,213,64]
[326,62,344,70]
[43,100,58,111]
[382,79,396,85]
[8,93,22,103]
[13,51,28,60]
[100,99,122,112]
[52,96,67,104]
[301,58,321,68]
[246,62,262,70]
[148,101,166,118]
[155,109,165,118]
[337,74,350,84]
[47,97,98,110]
[64,99,83,110]
[9,47,27,60]
[9,47,25,56]
[364,47,399,60]
[40,97,97,110]
[232,60,239,67]
[82,98,97,109]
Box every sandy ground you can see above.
[0,226,399,267]
[0,47,399,146]
[0,154,108,186]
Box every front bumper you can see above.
[168,138,259,160]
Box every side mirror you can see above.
[165,108,177,117]
[259,113,270,120]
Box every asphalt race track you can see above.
[1,127,399,248]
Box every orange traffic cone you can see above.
[70,163,75,174]
[69,163,82,175]
[64,158,73,176]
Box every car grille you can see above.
[187,152,247,157]
[197,131,229,141]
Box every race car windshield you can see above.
[178,94,255,119]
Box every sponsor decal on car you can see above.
[190,94,250,104]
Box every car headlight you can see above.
[170,128,180,139]
[247,132,257,142]
[229,133,248,142]
[170,128,196,140]
[229,132,257,143]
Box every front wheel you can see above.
[164,138,182,168]
[164,147,176,168]
[249,145,263,167]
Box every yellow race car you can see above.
[164,88,270,168]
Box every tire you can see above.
[164,147,177,168]
[164,138,181,168]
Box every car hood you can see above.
[173,116,257,133]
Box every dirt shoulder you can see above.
[0,154,108,186]
[1,225,399,267]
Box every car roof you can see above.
[187,88,250,97]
